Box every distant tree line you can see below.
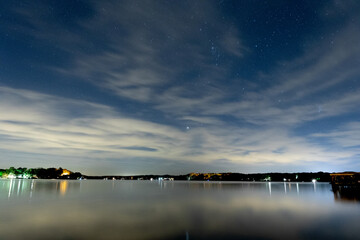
[0,167,333,182]
[0,167,82,179]
[187,172,331,182]
[85,172,332,182]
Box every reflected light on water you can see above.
[297,183,299,195]
[59,181,68,196]
[1,180,360,240]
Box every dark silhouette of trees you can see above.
[0,167,83,179]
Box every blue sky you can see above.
[1,0,360,175]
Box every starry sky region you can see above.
[1,0,360,175]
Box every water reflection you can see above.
[297,183,299,195]
[332,185,360,203]
[59,181,68,196]
[0,180,360,240]
[1,179,80,199]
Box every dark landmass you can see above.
[87,171,332,182]
[0,167,337,182]
[0,167,82,180]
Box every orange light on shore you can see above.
[61,169,71,176]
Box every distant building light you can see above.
[8,174,16,179]
[60,169,71,176]
[264,176,271,181]
[312,179,317,183]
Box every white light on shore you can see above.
[8,174,16,179]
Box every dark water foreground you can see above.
[1,180,360,240]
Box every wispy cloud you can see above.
[4,83,358,174]
[312,122,360,149]
[1,86,349,173]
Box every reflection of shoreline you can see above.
[2,179,80,198]
[332,185,360,203]
[1,181,359,240]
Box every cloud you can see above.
[119,146,158,152]
[9,1,248,105]
[180,116,222,125]
[312,122,360,149]
[0,86,176,157]
[2,86,351,174]
[192,22,360,129]
[220,29,249,58]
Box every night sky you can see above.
[1,1,360,175]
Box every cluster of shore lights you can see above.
[3,173,32,179]
[282,178,317,183]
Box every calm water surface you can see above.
[1,180,360,240]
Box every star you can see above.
[317,105,322,113]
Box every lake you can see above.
[1,179,360,240]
